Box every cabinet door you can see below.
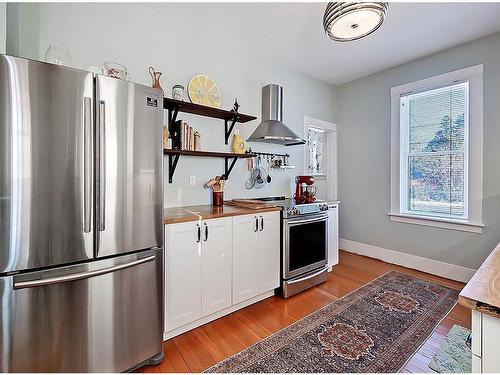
[202,217,232,316]
[232,214,259,304]
[165,221,202,331]
[257,211,280,293]
[328,205,339,268]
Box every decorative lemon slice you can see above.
[188,74,221,108]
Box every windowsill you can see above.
[387,212,484,233]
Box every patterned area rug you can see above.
[205,271,459,373]
[428,325,472,373]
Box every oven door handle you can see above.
[287,267,328,285]
[286,215,328,226]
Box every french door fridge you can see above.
[0,54,164,372]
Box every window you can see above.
[307,127,327,175]
[401,82,468,219]
[390,65,483,233]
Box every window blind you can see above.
[402,82,468,218]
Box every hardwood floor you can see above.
[140,251,471,373]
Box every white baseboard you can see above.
[340,238,476,283]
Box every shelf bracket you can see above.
[168,154,180,183]
[168,106,179,133]
[224,118,237,145]
[223,157,239,179]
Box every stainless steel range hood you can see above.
[247,84,306,146]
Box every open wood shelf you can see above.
[163,149,254,158]
[164,98,256,123]
[164,97,257,146]
[163,148,255,183]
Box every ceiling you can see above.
[163,2,500,85]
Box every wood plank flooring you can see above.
[139,251,471,373]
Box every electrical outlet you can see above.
[189,176,196,186]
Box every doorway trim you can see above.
[303,116,337,201]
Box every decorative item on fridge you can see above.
[187,74,221,108]
[172,85,185,101]
[231,129,246,155]
[44,44,72,66]
[103,62,129,80]
[149,67,162,89]
[205,175,227,206]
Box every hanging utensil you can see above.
[266,156,272,183]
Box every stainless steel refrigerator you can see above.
[0,54,164,372]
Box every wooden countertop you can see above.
[459,242,500,318]
[164,204,282,224]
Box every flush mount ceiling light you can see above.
[323,2,388,42]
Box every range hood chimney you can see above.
[247,84,306,146]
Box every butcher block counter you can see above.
[163,204,282,224]
[459,242,500,318]
[459,242,500,372]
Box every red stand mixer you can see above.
[294,175,317,204]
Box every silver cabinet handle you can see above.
[260,216,264,231]
[14,255,155,289]
[204,223,208,241]
[83,97,92,233]
[98,100,106,231]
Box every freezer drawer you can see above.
[95,75,163,258]
[0,249,163,372]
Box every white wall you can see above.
[0,3,5,53]
[19,3,338,207]
[337,32,500,270]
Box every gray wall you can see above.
[14,2,338,207]
[0,3,5,53]
[337,32,500,269]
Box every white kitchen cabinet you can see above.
[165,211,280,338]
[165,217,232,332]
[233,211,280,304]
[481,313,500,372]
[257,211,281,293]
[468,309,500,373]
[165,221,202,331]
[201,217,232,316]
[327,203,339,269]
[232,214,259,304]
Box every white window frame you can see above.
[389,65,484,233]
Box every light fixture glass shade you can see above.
[324,2,388,42]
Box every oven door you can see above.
[283,213,328,280]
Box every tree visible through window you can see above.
[307,127,327,175]
[401,82,468,218]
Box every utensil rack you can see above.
[246,150,293,169]
[249,151,290,159]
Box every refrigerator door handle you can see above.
[13,255,156,289]
[98,100,106,231]
[83,97,92,233]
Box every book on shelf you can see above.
[171,120,200,151]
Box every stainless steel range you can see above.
[255,197,330,298]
